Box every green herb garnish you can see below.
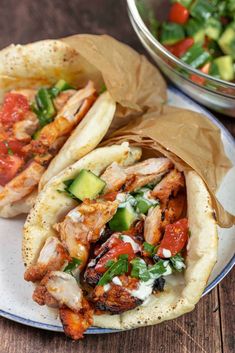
[98,255,129,286]
[143,242,156,256]
[64,257,82,275]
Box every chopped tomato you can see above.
[0,140,26,157]
[169,3,189,25]
[0,154,24,186]
[94,236,123,257]
[157,218,188,258]
[102,191,118,201]
[0,93,29,127]
[190,62,211,85]
[0,141,8,155]
[165,37,194,58]
[8,140,26,157]
[95,242,135,273]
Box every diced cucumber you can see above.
[109,206,137,231]
[185,18,203,36]
[68,169,106,201]
[185,19,205,44]
[190,0,215,21]
[214,56,234,81]
[181,44,211,68]
[218,25,235,59]
[49,80,74,98]
[135,195,153,214]
[205,17,222,40]
[193,29,205,44]
[160,22,185,45]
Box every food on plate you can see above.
[0,38,119,220]
[146,0,235,83]
[23,142,217,339]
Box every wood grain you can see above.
[0,0,234,352]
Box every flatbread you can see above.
[0,40,115,217]
[23,143,217,329]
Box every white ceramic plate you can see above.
[0,87,234,334]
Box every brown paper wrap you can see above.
[61,35,234,227]
[63,35,235,227]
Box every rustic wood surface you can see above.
[0,1,234,353]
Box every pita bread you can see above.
[23,143,217,329]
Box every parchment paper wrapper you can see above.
[62,34,234,227]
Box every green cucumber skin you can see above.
[68,170,106,201]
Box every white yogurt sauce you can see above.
[112,276,122,286]
[121,235,141,252]
[162,248,172,258]
[103,284,111,292]
[68,209,84,222]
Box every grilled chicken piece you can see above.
[54,200,119,268]
[125,158,173,176]
[45,271,83,311]
[24,236,70,282]
[92,276,142,314]
[53,90,77,111]
[59,298,93,340]
[13,111,39,142]
[144,206,162,245]
[152,169,185,206]
[33,277,58,307]
[0,161,45,207]
[24,81,97,155]
[100,162,127,193]
[124,158,173,192]
[162,193,186,228]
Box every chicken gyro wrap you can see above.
[0,35,166,218]
[23,141,217,339]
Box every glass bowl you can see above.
[127,0,235,117]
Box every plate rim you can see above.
[1,85,234,333]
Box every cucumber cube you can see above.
[205,18,222,40]
[109,206,137,231]
[68,169,106,201]
[218,26,235,59]
[214,56,234,81]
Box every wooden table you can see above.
[0,1,234,352]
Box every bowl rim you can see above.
[127,0,235,91]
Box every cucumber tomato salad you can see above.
[154,0,235,83]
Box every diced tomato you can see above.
[165,37,194,58]
[8,140,26,157]
[0,93,29,126]
[169,3,189,25]
[94,236,123,257]
[0,141,8,155]
[157,218,188,258]
[95,242,135,273]
[0,154,24,186]
[0,139,26,157]
[190,62,211,85]
[102,191,118,201]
